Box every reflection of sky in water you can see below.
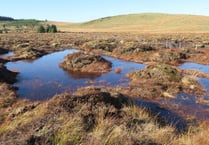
[169,93,209,119]
[174,62,209,119]
[180,62,209,94]
[179,62,209,74]
[0,52,14,57]
[199,78,209,94]
[135,98,188,132]
[6,49,145,101]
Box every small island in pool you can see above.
[60,52,112,74]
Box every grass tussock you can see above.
[172,121,209,145]
[87,105,175,145]
[0,102,47,135]
[54,115,83,145]
[0,88,209,144]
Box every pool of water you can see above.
[135,98,188,132]
[179,62,209,74]
[199,78,209,94]
[5,50,209,120]
[180,62,209,93]
[179,62,209,94]
[164,92,209,120]
[173,62,209,119]
[6,49,145,101]
[0,52,14,57]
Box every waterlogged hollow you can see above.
[0,52,14,57]
[171,62,209,119]
[4,49,209,121]
[180,62,209,93]
[179,62,209,74]
[6,49,145,101]
[168,93,209,119]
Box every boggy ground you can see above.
[127,63,205,99]
[0,58,18,126]
[1,32,209,64]
[0,32,209,144]
[0,87,209,145]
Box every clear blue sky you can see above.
[1,0,209,22]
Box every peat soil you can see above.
[0,32,209,144]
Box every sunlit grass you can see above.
[0,103,47,135]
[58,13,209,33]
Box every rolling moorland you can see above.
[0,13,209,144]
[57,13,209,32]
[2,13,209,33]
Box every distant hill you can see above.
[60,13,209,33]
[0,16,14,21]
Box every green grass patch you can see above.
[5,19,41,28]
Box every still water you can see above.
[6,49,145,101]
[180,62,209,94]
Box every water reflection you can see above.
[199,78,209,94]
[180,62,209,94]
[6,49,145,101]
[65,70,102,79]
[179,62,209,74]
[135,98,188,132]
[170,93,209,119]
[0,52,14,57]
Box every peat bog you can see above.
[1,32,209,144]
[5,48,209,120]
[6,49,145,100]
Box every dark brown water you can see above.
[6,49,145,101]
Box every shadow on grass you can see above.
[135,98,188,133]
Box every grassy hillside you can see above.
[61,13,209,33]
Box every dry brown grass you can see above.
[0,31,209,144]
[94,106,174,145]
[54,113,84,145]
[48,13,209,33]
[182,69,209,79]
[0,86,209,145]
[0,102,47,135]
[172,121,209,145]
